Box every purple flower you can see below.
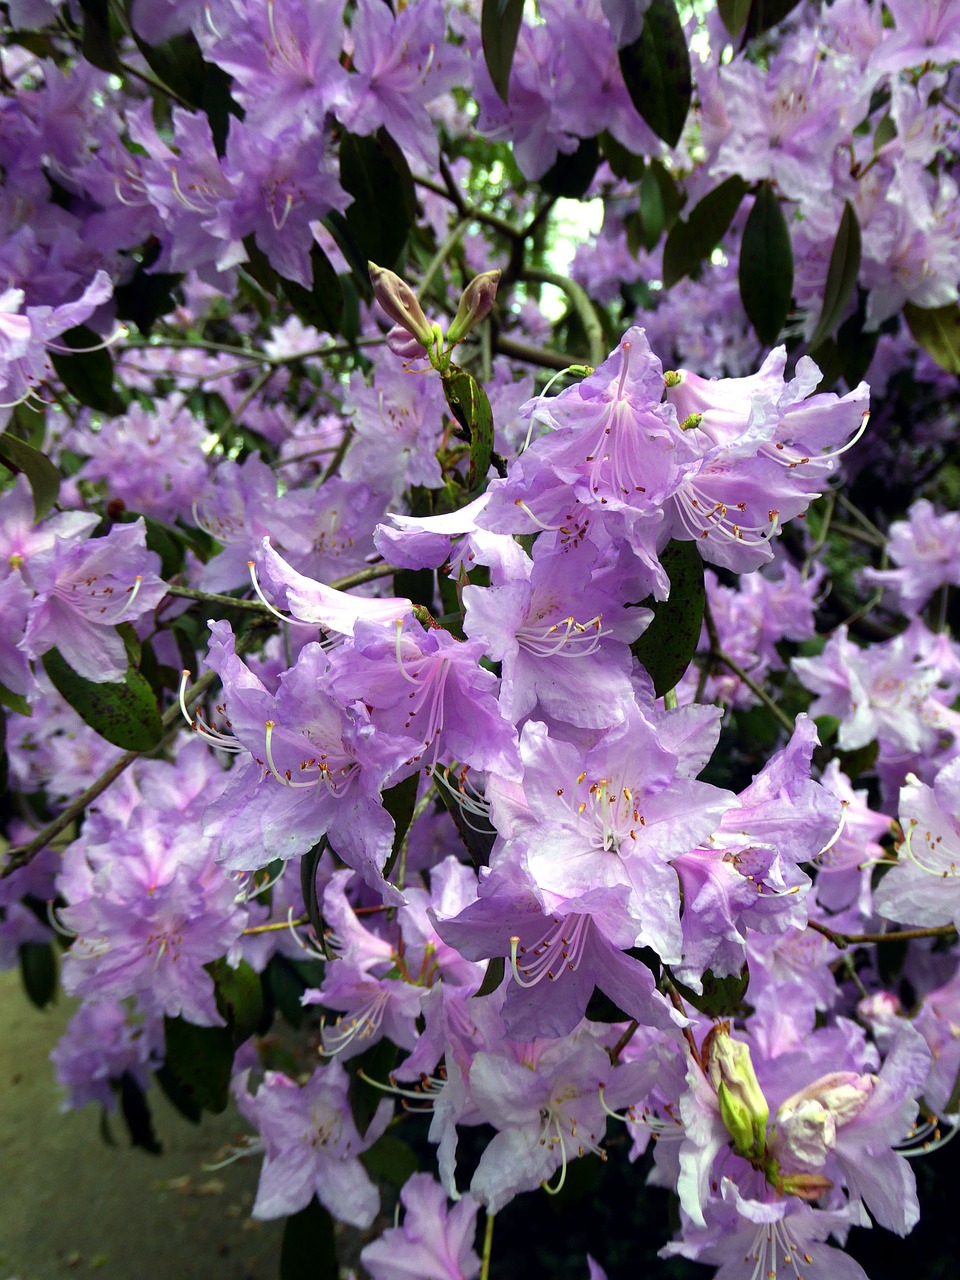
[359,1174,481,1280]
[21,519,167,682]
[862,498,960,615]
[235,1061,391,1223]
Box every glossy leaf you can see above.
[281,243,344,336]
[42,651,163,752]
[211,958,265,1044]
[671,966,749,1017]
[618,0,692,149]
[19,941,57,1009]
[630,540,705,696]
[49,325,125,416]
[739,181,793,346]
[662,176,747,288]
[808,201,861,353]
[78,0,119,71]
[904,301,960,375]
[0,431,60,518]
[481,0,525,102]
[637,163,666,250]
[717,0,751,38]
[117,1072,162,1155]
[162,1016,234,1114]
[442,366,495,492]
[281,1197,338,1280]
[381,771,421,881]
[475,955,505,998]
[339,130,415,269]
[742,0,804,40]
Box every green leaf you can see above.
[0,680,31,716]
[339,130,415,269]
[348,1038,396,1136]
[361,1134,421,1188]
[742,0,804,40]
[0,432,60,518]
[117,1072,162,1155]
[281,1198,338,1280]
[42,651,163,752]
[19,941,57,1009]
[78,0,119,71]
[599,132,646,182]
[381,771,421,881]
[49,325,124,415]
[539,136,600,200]
[739,181,793,346]
[441,366,495,492]
[211,958,265,1044]
[300,838,329,953]
[618,0,692,149]
[630,540,705,696]
[808,201,861,353]
[162,1016,234,1114]
[280,243,344,336]
[662,175,747,288]
[637,163,666,251]
[671,966,750,1017]
[265,954,309,1029]
[114,249,180,336]
[717,0,752,38]
[322,212,374,302]
[904,301,960,375]
[475,954,505,998]
[481,0,525,102]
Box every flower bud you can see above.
[368,262,434,347]
[385,324,428,359]
[705,1025,769,1159]
[446,270,501,344]
[779,1171,835,1201]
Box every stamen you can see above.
[246,561,317,627]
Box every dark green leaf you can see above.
[475,954,505,998]
[599,132,646,182]
[281,1197,338,1280]
[322,212,374,302]
[265,954,309,1029]
[142,517,184,580]
[0,680,30,716]
[131,31,206,107]
[339,131,414,268]
[904,301,960,375]
[78,0,119,71]
[381,771,421,881]
[808,202,861,353]
[662,175,747,288]
[717,0,752,38]
[117,1072,162,1155]
[630,540,705,696]
[637,163,665,251]
[481,0,525,102]
[42,651,163,752]
[49,325,125,415]
[0,432,60,518]
[671,966,749,1017]
[618,0,692,149]
[585,988,630,1023]
[360,1134,421,1188]
[211,958,265,1044]
[539,136,600,200]
[742,0,804,40]
[281,244,344,336]
[739,181,793,346]
[648,159,683,231]
[300,838,329,954]
[162,1016,234,1114]
[436,775,497,866]
[441,366,495,492]
[114,256,180,336]
[19,941,57,1009]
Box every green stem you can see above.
[480,1212,495,1280]
[492,333,577,372]
[165,585,274,614]
[808,919,958,948]
[417,219,470,301]
[703,599,794,735]
[519,267,606,368]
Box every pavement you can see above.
[0,967,284,1280]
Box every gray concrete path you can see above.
[0,968,283,1280]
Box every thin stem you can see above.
[123,334,388,366]
[608,1019,640,1065]
[703,598,795,734]
[417,219,469,301]
[210,365,275,449]
[415,172,520,241]
[808,919,958,948]
[492,333,576,372]
[242,915,310,935]
[519,267,606,368]
[165,585,275,614]
[480,1212,495,1280]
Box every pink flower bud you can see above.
[368,262,434,347]
[385,324,428,359]
[446,270,501,344]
